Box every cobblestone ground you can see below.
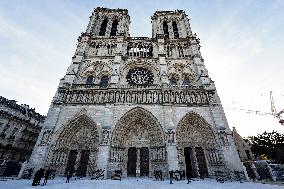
[0,178,282,189]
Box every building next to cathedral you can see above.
[0,96,45,163]
[28,7,244,178]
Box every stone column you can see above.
[192,147,199,177]
[96,145,110,179]
[136,148,140,177]
[74,150,81,175]
[167,145,179,171]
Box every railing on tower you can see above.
[126,37,153,58]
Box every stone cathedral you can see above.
[28,7,243,178]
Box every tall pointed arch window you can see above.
[163,21,169,38]
[100,75,109,87]
[86,76,95,84]
[172,21,179,38]
[169,77,177,85]
[110,19,118,36]
[99,19,108,36]
[183,77,191,86]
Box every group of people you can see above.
[169,170,194,184]
[153,170,164,181]
[32,168,54,186]
[31,168,199,185]
[111,169,122,180]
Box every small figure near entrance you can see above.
[91,169,105,180]
[154,170,164,181]
[43,168,52,185]
[180,170,185,180]
[111,169,122,181]
[173,170,180,181]
[66,170,73,183]
[169,170,174,184]
[32,168,45,186]
[186,169,195,183]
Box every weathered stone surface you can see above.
[28,7,243,179]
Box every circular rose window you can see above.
[126,67,154,85]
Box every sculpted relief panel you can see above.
[54,88,216,106]
[47,115,100,176]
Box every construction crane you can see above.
[270,91,284,125]
[224,91,284,126]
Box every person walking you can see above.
[43,168,52,185]
[66,170,73,183]
[32,168,45,186]
[186,170,193,184]
[169,170,174,184]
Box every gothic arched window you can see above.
[100,76,109,87]
[170,77,177,85]
[183,77,191,86]
[172,21,179,38]
[99,19,108,36]
[163,21,169,38]
[110,19,118,36]
[86,76,95,84]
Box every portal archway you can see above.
[176,112,223,177]
[109,107,167,177]
[47,115,100,176]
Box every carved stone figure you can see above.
[28,7,244,179]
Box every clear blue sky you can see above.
[0,0,283,137]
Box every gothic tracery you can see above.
[47,115,100,175]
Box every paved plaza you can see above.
[0,178,282,189]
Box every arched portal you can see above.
[47,115,100,177]
[109,107,167,178]
[176,112,223,178]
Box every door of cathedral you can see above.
[77,150,90,177]
[184,147,194,177]
[195,147,208,177]
[140,147,149,176]
[65,150,77,175]
[127,147,137,176]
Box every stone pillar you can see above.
[97,145,110,178]
[192,147,200,177]
[136,148,140,177]
[74,150,82,174]
[209,104,244,172]
[110,55,121,84]
[167,145,179,171]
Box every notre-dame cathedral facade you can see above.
[28,7,243,178]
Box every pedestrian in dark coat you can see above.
[66,170,73,183]
[169,170,174,184]
[32,168,45,186]
[43,168,52,185]
[186,170,193,184]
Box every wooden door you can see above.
[184,147,194,178]
[65,150,77,175]
[77,150,90,177]
[140,147,149,176]
[127,147,137,176]
[195,147,208,177]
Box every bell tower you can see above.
[151,10,192,39]
[87,7,130,37]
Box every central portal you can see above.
[127,147,149,177]
[110,107,166,178]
